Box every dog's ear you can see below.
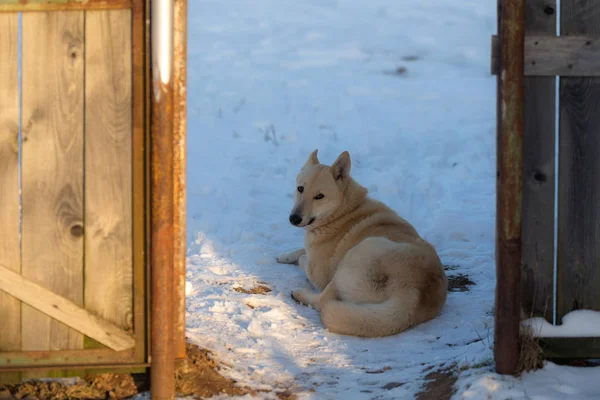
[304,149,320,167]
[331,151,351,180]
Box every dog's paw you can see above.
[291,289,311,307]
[276,254,294,264]
[290,290,301,304]
[276,249,305,264]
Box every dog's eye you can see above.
[297,186,304,193]
[314,194,325,200]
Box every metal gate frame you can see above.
[494,0,600,375]
[0,0,187,397]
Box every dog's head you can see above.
[288,149,351,228]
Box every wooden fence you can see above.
[494,0,600,374]
[0,0,187,396]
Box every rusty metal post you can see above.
[150,0,175,397]
[495,0,525,375]
[173,0,188,360]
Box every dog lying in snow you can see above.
[277,150,447,337]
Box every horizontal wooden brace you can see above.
[539,337,600,359]
[0,265,135,352]
[0,362,149,372]
[491,35,600,77]
[526,35,600,76]
[0,0,131,12]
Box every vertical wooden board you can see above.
[0,13,22,385]
[521,0,556,320]
[0,14,21,353]
[557,0,600,320]
[84,10,133,333]
[21,11,85,351]
[131,0,148,362]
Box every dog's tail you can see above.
[320,291,420,338]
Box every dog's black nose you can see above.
[289,214,302,226]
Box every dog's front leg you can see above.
[298,255,328,291]
[276,248,306,265]
[291,280,337,311]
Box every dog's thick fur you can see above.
[277,150,447,338]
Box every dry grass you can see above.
[516,324,544,374]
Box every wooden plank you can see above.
[0,265,135,351]
[84,10,133,334]
[173,0,188,360]
[0,13,20,353]
[521,0,556,321]
[21,11,85,352]
[526,36,600,76]
[0,13,21,386]
[557,0,600,321]
[0,363,148,373]
[0,0,131,12]
[540,337,600,359]
[131,0,148,363]
[0,347,137,368]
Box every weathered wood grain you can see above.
[131,0,148,363]
[84,10,133,333]
[494,0,524,375]
[521,0,556,321]
[0,14,22,384]
[0,13,21,354]
[0,265,135,352]
[557,0,600,320]
[0,0,131,12]
[526,36,600,76]
[21,11,85,352]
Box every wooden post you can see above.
[557,0,600,321]
[150,0,176,397]
[173,0,188,360]
[495,0,525,375]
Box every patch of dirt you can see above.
[176,342,295,400]
[0,373,141,400]
[175,342,256,398]
[384,66,408,76]
[233,284,272,295]
[401,55,420,61]
[447,273,475,292]
[415,365,458,400]
[443,264,460,271]
[381,381,404,390]
[365,366,391,374]
[1,341,295,400]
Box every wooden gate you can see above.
[0,0,187,390]
[494,0,600,374]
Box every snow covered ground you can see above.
[182,0,600,399]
